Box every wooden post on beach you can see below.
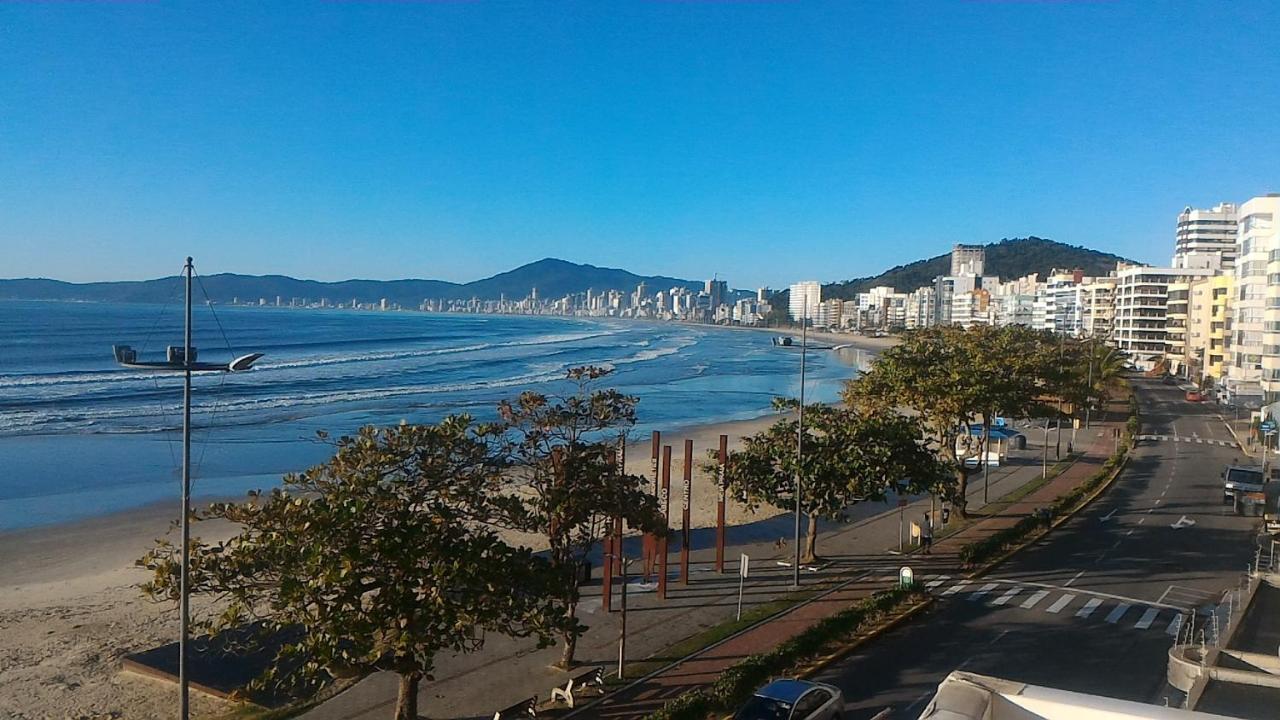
[658,445,671,600]
[643,431,661,581]
[604,439,624,613]
[716,433,728,573]
[681,438,692,584]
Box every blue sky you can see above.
[2,2,1278,289]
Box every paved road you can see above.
[813,379,1263,719]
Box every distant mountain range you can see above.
[816,237,1134,301]
[0,258,709,306]
[1,239,1135,308]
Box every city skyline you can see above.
[4,2,1279,287]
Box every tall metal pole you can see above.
[1055,334,1064,459]
[180,257,193,720]
[1085,338,1094,430]
[793,298,807,588]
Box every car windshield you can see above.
[1227,468,1263,486]
[734,695,792,720]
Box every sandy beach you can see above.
[0,330,891,719]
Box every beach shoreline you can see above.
[0,325,891,720]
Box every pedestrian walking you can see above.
[921,512,934,554]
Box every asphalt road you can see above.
[812,379,1263,719]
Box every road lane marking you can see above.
[1065,570,1085,586]
[1138,517,1146,525]
[1135,607,1160,629]
[942,581,969,597]
[1076,597,1103,618]
[1105,602,1132,624]
[1166,614,1185,636]
[968,582,998,601]
[992,587,1021,606]
[1047,594,1076,613]
[1021,590,1050,609]
[925,575,949,590]
[1126,529,1134,536]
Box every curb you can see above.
[796,596,936,679]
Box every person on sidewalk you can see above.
[921,512,934,554]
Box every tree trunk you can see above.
[395,672,420,720]
[559,624,578,669]
[802,514,819,563]
[954,467,970,519]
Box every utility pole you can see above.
[109,258,262,720]
[1085,337,1095,430]
[792,297,807,589]
[179,258,193,720]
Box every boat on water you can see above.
[771,336,793,347]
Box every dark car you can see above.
[733,679,843,720]
[1162,375,1177,385]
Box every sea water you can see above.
[0,300,864,529]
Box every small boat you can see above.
[771,336,793,347]
[112,345,264,372]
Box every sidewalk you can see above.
[578,411,1123,720]
[302,418,1116,720]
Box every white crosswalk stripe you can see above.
[968,583,998,601]
[1020,590,1050,609]
[942,581,970,597]
[1047,593,1076,613]
[925,575,950,590]
[1105,602,1132,624]
[1166,614,1185,636]
[1076,598,1103,618]
[1135,607,1160,630]
[992,587,1021,606]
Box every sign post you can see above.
[644,431,660,582]
[898,498,908,553]
[681,439,692,584]
[716,434,728,573]
[658,445,671,600]
[899,566,914,589]
[737,554,750,621]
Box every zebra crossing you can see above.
[1136,434,1236,448]
[921,574,1193,635]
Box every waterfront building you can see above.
[904,287,936,329]
[950,244,986,276]
[1173,202,1238,271]
[1187,274,1233,382]
[1112,264,1213,372]
[789,281,821,322]
[1227,194,1280,403]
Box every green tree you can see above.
[492,366,666,668]
[718,400,945,562]
[138,418,560,720]
[845,326,988,517]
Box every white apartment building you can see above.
[905,287,936,329]
[1080,277,1117,337]
[789,281,822,322]
[1228,195,1280,403]
[1173,202,1238,271]
[1113,265,1213,372]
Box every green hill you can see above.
[816,237,1133,301]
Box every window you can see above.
[792,690,832,719]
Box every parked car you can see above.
[733,679,844,720]
[1186,390,1204,402]
[1161,375,1177,385]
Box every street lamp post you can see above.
[792,297,807,589]
[111,258,262,720]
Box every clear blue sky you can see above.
[3,2,1278,289]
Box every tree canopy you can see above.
[138,417,561,720]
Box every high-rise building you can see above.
[1173,202,1238,271]
[704,279,727,310]
[1112,264,1213,372]
[789,281,822,322]
[1228,194,1280,403]
[950,244,986,276]
[1187,275,1232,382]
[904,287,937,329]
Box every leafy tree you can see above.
[717,399,945,562]
[845,326,989,517]
[492,366,666,668]
[138,418,560,720]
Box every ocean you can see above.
[0,300,866,530]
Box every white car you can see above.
[733,678,844,720]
